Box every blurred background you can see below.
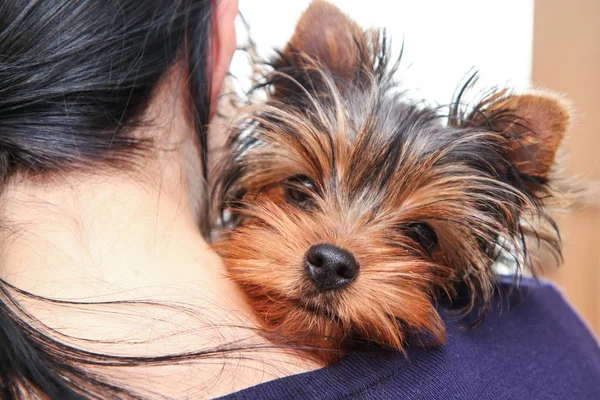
[231,0,600,338]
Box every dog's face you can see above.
[212,1,569,362]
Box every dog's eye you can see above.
[284,175,316,209]
[406,223,438,251]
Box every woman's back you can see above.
[223,279,600,399]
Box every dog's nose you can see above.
[305,244,359,291]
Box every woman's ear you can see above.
[210,0,239,118]
[466,91,571,178]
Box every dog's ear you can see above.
[274,0,370,83]
[468,91,570,178]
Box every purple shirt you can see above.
[221,278,600,399]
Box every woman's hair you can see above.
[0,0,215,397]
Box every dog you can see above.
[211,0,569,364]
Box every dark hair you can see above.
[0,0,215,397]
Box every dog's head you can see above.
[212,0,569,362]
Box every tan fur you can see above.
[286,0,369,79]
[211,1,569,365]
[469,92,570,178]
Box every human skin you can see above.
[0,0,319,397]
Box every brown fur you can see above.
[465,90,570,177]
[285,0,369,80]
[211,1,570,365]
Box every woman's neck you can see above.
[0,68,219,301]
[1,172,221,299]
[0,80,319,397]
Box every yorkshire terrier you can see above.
[211,0,569,364]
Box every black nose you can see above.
[305,244,359,291]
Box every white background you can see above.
[232,0,534,106]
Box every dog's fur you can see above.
[211,0,569,364]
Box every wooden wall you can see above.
[532,0,600,337]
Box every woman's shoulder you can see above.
[220,278,600,400]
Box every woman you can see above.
[0,0,598,399]
[0,0,318,398]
